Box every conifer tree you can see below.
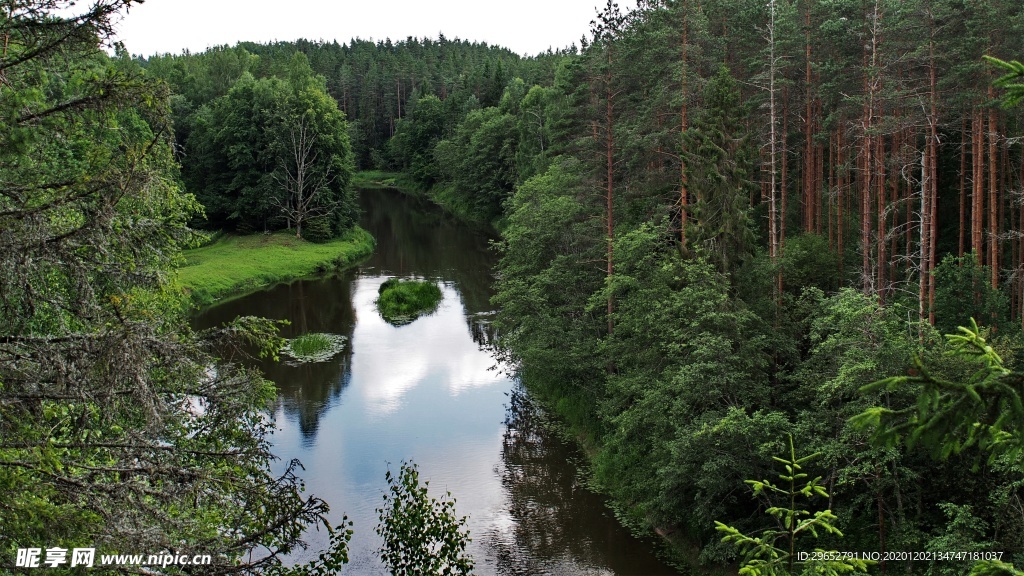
[683,66,756,274]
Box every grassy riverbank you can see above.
[177,227,375,307]
[351,170,420,193]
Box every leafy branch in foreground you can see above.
[854,319,1024,575]
[714,436,871,576]
[985,55,1024,107]
[376,461,474,576]
[852,319,1024,463]
[0,2,350,573]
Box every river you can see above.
[193,188,679,575]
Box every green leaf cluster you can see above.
[376,461,474,576]
[181,55,356,235]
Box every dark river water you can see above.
[193,189,679,575]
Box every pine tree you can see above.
[683,66,756,274]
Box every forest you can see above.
[6,0,1024,573]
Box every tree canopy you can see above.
[181,54,356,236]
[0,2,349,572]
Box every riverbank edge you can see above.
[351,170,420,193]
[176,227,375,308]
[515,377,730,575]
[353,170,505,231]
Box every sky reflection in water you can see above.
[195,189,678,575]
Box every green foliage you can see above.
[376,278,444,326]
[282,332,348,362]
[376,461,474,576]
[302,216,334,243]
[179,57,356,234]
[269,518,354,576]
[795,288,917,412]
[434,106,519,222]
[970,560,1024,576]
[594,222,775,540]
[351,170,419,194]
[849,315,1024,571]
[389,95,447,188]
[0,4,352,571]
[924,504,996,576]
[986,55,1024,107]
[933,253,1010,335]
[683,66,756,275]
[779,234,841,295]
[492,157,606,396]
[291,333,325,356]
[855,320,1024,463]
[714,437,872,576]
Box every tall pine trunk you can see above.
[680,0,689,248]
[988,86,999,289]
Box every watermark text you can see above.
[16,547,212,569]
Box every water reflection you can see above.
[482,389,679,576]
[191,189,679,575]
[348,278,505,417]
[359,189,497,316]
[194,274,358,444]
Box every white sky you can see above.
[113,0,616,58]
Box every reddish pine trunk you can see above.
[805,6,814,234]
[889,130,899,289]
[862,105,873,294]
[921,139,930,326]
[782,87,789,253]
[973,111,984,261]
[877,131,887,300]
[929,127,938,325]
[680,0,689,248]
[928,40,939,325]
[960,119,967,258]
[816,116,824,234]
[989,88,999,289]
[606,55,615,336]
[838,123,845,279]
[829,130,836,251]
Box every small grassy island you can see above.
[376,278,443,326]
[281,333,348,363]
[176,228,375,307]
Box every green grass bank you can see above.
[351,170,420,194]
[176,227,375,307]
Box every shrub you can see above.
[302,216,335,244]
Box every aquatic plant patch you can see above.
[281,333,348,363]
[376,278,443,326]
